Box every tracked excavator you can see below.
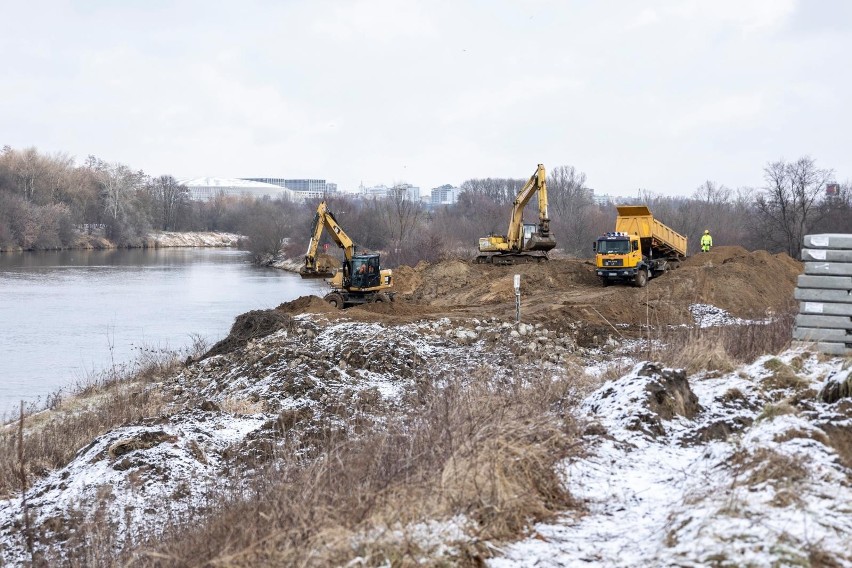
[475,163,557,264]
[300,200,394,308]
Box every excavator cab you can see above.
[348,254,381,290]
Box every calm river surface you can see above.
[0,248,327,417]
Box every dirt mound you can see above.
[348,297,444,320]
[405,259,599,307]
[389,248,801,329]
[202,309,294,359]
[276,295,338,315]
[390,263,422,295]
[681,245,753,267]
[662,246,800,320]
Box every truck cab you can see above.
[594,232,649,286]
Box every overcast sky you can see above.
[2,0,850,196]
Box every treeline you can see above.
[0,146,302,254]
[1,146,850,262]
[305,158,850,264]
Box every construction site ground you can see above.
[279,246,802,335]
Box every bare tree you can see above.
[818,180,852,234]
[459,177,524,206]
[547,165,596,256]
[83,158,146,240]
[754,156,832,258]
[148,175,189,230]
[372,185,423,265]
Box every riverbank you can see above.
[0,231,243,253]
[1,252,849,566]
[1,294,849,566]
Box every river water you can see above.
[0,248,327,417]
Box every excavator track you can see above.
[474,253,549,265]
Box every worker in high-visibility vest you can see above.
[701,229,713,252]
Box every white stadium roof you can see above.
[177,177,296,201]
[178,177,285,189]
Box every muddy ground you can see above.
[273,246,801,335]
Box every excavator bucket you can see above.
[526,233,557,252]
[300,252,340,279]
[299,267,336,279]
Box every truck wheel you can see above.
[324,292,345,309]
[601,277,610,287]
[634,269,648,288]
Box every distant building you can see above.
[394,183,420,202]
[358,183,420,201]
[179,177,293,202]
[590,189,614,206]
[431,184,459,205]
[241,178,337,200]
[357,184,385,199]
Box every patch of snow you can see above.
[493,350,852,567]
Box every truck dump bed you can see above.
[615,205,687,258]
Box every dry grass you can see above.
[722,446,810,516]
[821,422,852,470]
[649,308,796,374]
[756,402,798,422]
[761,360,810,393]
[220,396,266,415]
[92,370,583,567]
[0,345,200,499]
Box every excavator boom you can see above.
[301,201,355,278]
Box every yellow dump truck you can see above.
[594,205,688,287]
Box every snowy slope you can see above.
[492,351,852,568]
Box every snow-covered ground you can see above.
[492,352,852,568]
[689,303,772,327]
[1,305,850,566]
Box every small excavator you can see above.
[300,200,394,308]
[475,163,557,264]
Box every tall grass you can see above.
[0,340,205,499]
[639,308,797,374]
[52,370,584,567]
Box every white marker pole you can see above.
[514,274,521,324]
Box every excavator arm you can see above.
[301,201,356,278]
[505,164,551,249]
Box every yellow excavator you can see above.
[475,163,556,264]
[300,200,394,308]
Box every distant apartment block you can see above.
[395,183,420,202]
[360,184,390,199]
[590,189,613,206]
[430,184,459,205]
[359,183,420,201]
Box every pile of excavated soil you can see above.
[394,246,801,329]
[390,263,423,295]
[276,295,338,315]
[202,309,295,359]
[664,247,801,319]
[269,247,801,331]
[347,297,444,321]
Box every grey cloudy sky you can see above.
[2,0,850,196]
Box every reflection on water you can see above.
[0,248,327,416]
